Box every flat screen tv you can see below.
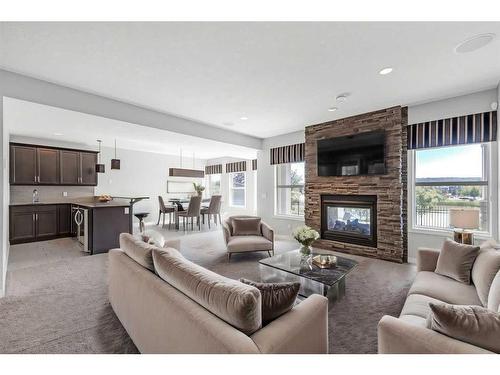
[317,131,386,176]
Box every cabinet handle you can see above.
[33,213,35,222]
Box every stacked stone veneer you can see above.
[305,106,408,263]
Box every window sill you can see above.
[273,214,305,222]
[409,227,493,241]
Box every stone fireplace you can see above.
[305,106,408,263]
[321,194,377,247]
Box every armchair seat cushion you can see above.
[409,271,482,306]
[401,294,444,319]
[227,236,273,253]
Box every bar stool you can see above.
[134,212,149,233]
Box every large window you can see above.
[208,174,221,196]
[275,162,305,217]
[229,172,246,207]
[413,143,490,233]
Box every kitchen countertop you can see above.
[10,199,131,208]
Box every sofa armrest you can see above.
[416,247,441,272]
[164,238,181,250]
[377,315,492,354]
[260,221,274,246]
[250,294,328,353]
[222,222,231,245]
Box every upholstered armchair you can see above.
[223,215,274,261]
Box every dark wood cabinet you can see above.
[80,152,98,185]
[9,206,36,243]
[60,150,81,184]
[37,148,60,184]
[10,204,73,244]
[10,143,98,186]
[10,145,37,185]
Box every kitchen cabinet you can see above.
[10,143,98,186]
[9,204,73,244]
[10,145,37,185]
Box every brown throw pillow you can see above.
[232,217,262,236]
[427,303,500,353]
[435,239,480,284]
[240,278,300,324]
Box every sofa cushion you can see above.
[409,271,482,306]
[227,236,273,253]
[427,302,500,353]
[472,248,500,306]
[152,248,262,335]
[240,279,300,324]
[399,314,428,328]
[488,271,500,312]
[232,217,262,236]
[120,233,158,271]
[435,239,480,284]
[401,293,445,319]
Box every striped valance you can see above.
[408,111,497,150]
[270,142,305,165]
[252,159,257,170]
[226,161,247,173]
[205,164,222,175]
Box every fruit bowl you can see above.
[98,194,112,202]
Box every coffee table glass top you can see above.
[259,249,358,287]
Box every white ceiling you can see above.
[1,22,500,138]
[4,97,258,160]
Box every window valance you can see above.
[408,111,497,150]
[205,164,222,174]
[226,161,247,173]
[270,142,305,164]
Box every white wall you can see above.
[257,130,305,235]
[407,89,499,262]
[96,146,206,224]
[205,157,257,218]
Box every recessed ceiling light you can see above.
[336,95,348,103]
[379,67,393,75]
[240,116,248,121]
[455,33,496,54]
[53,132,64,136]
[328,107,338,112]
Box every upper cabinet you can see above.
[10,143,98,186]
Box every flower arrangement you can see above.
[293,225,320,248]
[193,183,205,196]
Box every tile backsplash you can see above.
[10,185,95,204]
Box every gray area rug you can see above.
[0,228,415,354]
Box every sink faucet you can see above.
[32,189,39,203]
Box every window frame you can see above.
[207,173,221,196]
[274,162,305,219]
[409,142,497,238]
[229,171,246,208]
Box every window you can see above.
[275,162,305,217]
[208,174,221,196]
[229,172,246,207]
[413,143,490,233]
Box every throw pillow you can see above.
[232,217,262,236]
[427,302,500,353]
[435,239,480,284]
[240,278,300,324]
[471,247,500,306]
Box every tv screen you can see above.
[317,131,386,176]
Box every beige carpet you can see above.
[0,226,416,354]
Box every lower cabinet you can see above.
[9,204,72,244]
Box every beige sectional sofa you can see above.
[108,234,329,354]
[378,243,500,354]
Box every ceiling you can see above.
[1,22,500,138]
[4,97,258,160]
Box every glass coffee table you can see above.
[259,249,358,302]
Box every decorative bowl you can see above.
[312,254,337,269]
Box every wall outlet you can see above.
[62,192,68,197]
[124,207,129,215]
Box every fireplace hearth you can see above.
[321,195,377,247]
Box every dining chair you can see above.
[157,196,176,229]
[201,195,222,229]
[176,195,202,231]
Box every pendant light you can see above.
[111,139,121,170]
[168,147,204,178]
[95,139,105,173]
